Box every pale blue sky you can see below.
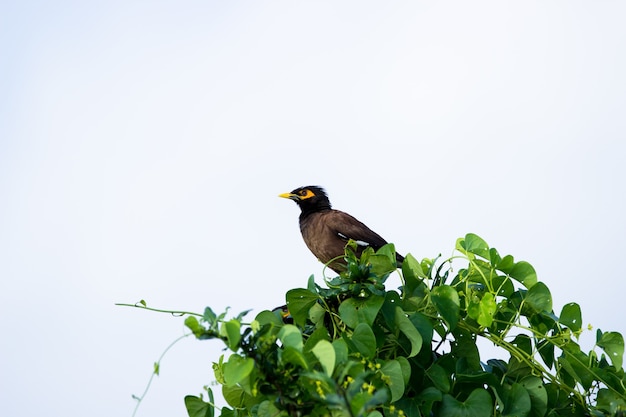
[1,2,625,416]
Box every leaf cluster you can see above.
[181,234,626,417]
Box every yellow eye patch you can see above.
[298,189,316,199]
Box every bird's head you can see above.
[279,185,332,213]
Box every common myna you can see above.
[279,186,404,273]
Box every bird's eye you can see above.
[299,189,315,199]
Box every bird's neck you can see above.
[299,205,331,222]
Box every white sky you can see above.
[1,1,625,416]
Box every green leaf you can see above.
[278,324,303,351]
[307,274,316,291]
[502,383,531,417]
[351,322,377,359]
[431,285,460,330]
[455,371,501,392]
[596,388,626,415]
[426,363,450,393]
[254,310,283,328]
[339,295,385,328]
[452,328,481,372]
[395,307,423,357]
[396,356,411,386]
[333,339,349,367]
[256,400,283,417]
[559,302,582,334]
[489,247,501,266]
[458,233,490,259]
[512,334,533,356]
[492,275,515,297]
[309,302,326,325]
[371,243,398,275]
[509,261,537,288]
[381,290,402,329]
[559,342,595,390]
[496,254,515,272]
[219,407,235,417]
[597,331,624,370]
[203,307,217,325]
[312,340,335,376]
[402,253,427,295]
[409,312,434,347]
[184,395,213,417]
[222,384,245,408]
[281,346,309,369]
[414,387,442,416]
[303,326,330,353]
[441,389,493,417]
[477,292,496,328]
[381,359,405,402]
[524,282,552,314]
[222,319,241,351]
[185,316,204,338]
[537,339,555,369]
[212,355,225,384]
[234,309,251,321]
[285,288,319,327]
[520,376,548,417]
[350,390,389,417]
[223,355,254,386]
[403,253,426,278]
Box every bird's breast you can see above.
[299,211,346,266]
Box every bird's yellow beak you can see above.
[279,192,298,200]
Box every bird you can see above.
[279,185,404,273]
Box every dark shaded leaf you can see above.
[441,389,493,417]
[537,338,555,369]
[414,387,442,416]
[426,364,450,393]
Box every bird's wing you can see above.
[324,210,389,250]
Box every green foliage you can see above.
[128,234,626,417]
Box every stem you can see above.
[131,333,191,417]
[116,302,202,317]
